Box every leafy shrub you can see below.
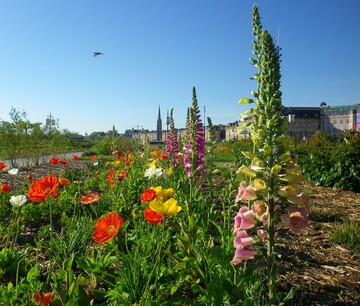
[295,131,360,192]
[94,135,133,155]
[0,247,32,283]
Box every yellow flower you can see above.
[237,165,257,178]
[166,167,173,176]
[150,198,182,216]
[251,179,267,191]
[150,186,174,202]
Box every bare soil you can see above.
[278,184,360,305]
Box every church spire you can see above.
[157,106,162,141]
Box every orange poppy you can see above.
[59,159,69,165]
[90,155,97,161]
[1,184,11,192]
[93,212,123,244]
[59,177,70,186]
[81,193,100,204]
[35,290,52,306]
[140,189,157,203]
[49,157,61,165]
[118,171,126,181]
[0,162,6,170]
[28,175,60,202]
[157,153,168,160]
[144,207,164,224]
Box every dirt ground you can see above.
[278,184,360,306]
[1,161,360,305]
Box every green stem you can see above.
[267,168,277,304]
[141,226,165,305]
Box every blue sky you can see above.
[1,0,359,135]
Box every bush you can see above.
[295,131,360,192]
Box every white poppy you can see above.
[10,195,27,208]
[8,168,19,175]
[144,165,164,179]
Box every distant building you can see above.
[125,104,360,144]
[284,107,321,141]
[320,104,360,137]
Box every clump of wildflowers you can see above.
[140,186,181,217]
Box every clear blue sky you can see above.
[1,0,359,135]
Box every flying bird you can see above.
[93,52,104,57]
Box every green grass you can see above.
[331,220,360,254]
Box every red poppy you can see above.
[81,193,100,205]
[49,157,61,165]
[93,212,123,244]
[59,177,70,186]
[140,189,157,203]
[90,155,97,161]
[59,159,69,165]
[0,162,6,170]
[1,184,11,192]
[158,153,168,160]
[35,290,52,306]
[52,191,60,199]
[73,155,80,160]
[28,174,33,182]
[144,207,164,224]
[28,175,60,202]
[118,171,126,181]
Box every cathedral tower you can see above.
[157,106,162,141]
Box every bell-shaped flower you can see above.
[280,172,303,184]
[233,230,254,249]
[235,181,257,202]
[271,165,282,175]
[278,185,298,198]
[233,206,256,233]
[230,248,257,265]
[252,200,268,222]
[241,151,256,161]
[281,207,308,235]
[279,151,291,163]
[251,179,267,192]
[237,165,257,178]
[10,195,27,208]
[285,163,302,174]
[288,192,309,206]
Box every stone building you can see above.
[125,104,360,144]
[320,104,360,137]
[285,107,321,141]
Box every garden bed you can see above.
[1,161,360,305]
